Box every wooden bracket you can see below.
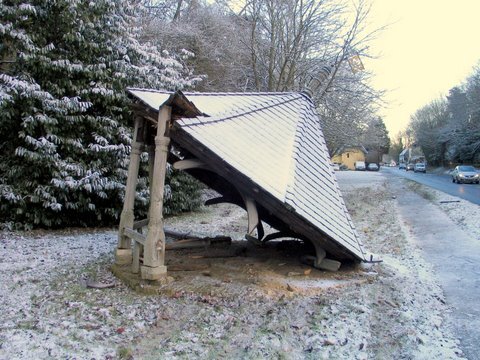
[174,158,265,243]
[241,195,265,243]
[205,196,236,206]
[262,231,295,242]
[301,244,341,271]
[173,158,210,171]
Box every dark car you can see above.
[451,165,479,184]
[406,163,414,171]
[399,163,406,170]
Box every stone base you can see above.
[111,264,174,294]
[318,258,342,272]
[115,248,132,265]
[141,265,168,280]
[300,255,341,271]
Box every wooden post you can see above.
[132,240,142,274]
[141,105,171,280]
[147,144,155,191]
[116,117,144,265]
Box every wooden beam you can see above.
[205,196,236,206]
[124,227,146,246]
[116,117,144,264]
[147,144,155,192]
[130,103,160,124]
[132,221,194,239]
[132,241,142,274]
[242,195,261,239]
[173,158,210,171]
[166,236,231,250]
[141,105,171,280]
[133,218,149,230]
[174,157,264,243]
[301,246,341,271]
[164,228,192,239]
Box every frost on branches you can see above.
[0,0,202,229]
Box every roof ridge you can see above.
[127,87,300,97]
[179,93,305,127]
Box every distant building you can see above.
[331,146,367,170]
[399,147,425,164]
[399,148,409,164]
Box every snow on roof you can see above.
[127,88,368,261]
[334,145,368,155]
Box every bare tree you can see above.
[239,0,385,153]
[409,98,449,165]
[239,0,343,91]
[139,0,385,153]
[141,1,255,91]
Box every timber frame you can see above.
[116,89,371,280]
[116,105,172,280]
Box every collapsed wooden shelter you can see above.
[116,88,372,280]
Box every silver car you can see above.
[367,163,379,171]
[414,163,426,173]
[451,165,479,184]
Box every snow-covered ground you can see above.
[0,172,476,359]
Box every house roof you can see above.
[127,88,369,261]
[334,145,368,156]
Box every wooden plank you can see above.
[132,241,142,274]
[166,236,231,250]
[132,223,194,239]
[164,228,192,239]
[133,218,149,230]
[124,227,146,246]
[117,117,144,252]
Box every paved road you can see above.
[391,174,480,360]
[337,171,480,359]
[382,167,480,205]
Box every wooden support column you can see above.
[147,144,155,189]
[116,117,144,265]
[141,105,171,280]
[307,243,342,272]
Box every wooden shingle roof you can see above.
[128,88,369,262]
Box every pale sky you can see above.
[364,0,480,139]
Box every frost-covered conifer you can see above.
[0,0,201,228]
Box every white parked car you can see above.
[354,161,366,171]
[414,163,426,173]
[331,163,340,171]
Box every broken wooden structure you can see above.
[116,89,372,280]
